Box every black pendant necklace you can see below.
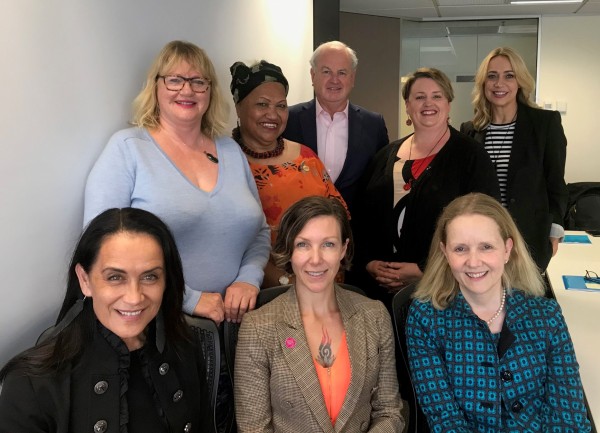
[402,127,448,190]
[197,134,218,163]
[203,150,219,164]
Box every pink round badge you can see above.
[285,337,296,348]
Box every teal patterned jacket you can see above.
[407,289,591,432]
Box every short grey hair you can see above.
[310,41,358,71]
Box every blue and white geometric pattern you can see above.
[406,290,591,432]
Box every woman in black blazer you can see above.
[351,68,499,306]
[461,47,568,271]
[0,208,211,433]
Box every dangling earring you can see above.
[406,118,412,126]
[236,118,241,128]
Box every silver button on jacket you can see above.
[173,389,183,402]
[159,363,170,375]
[94,381,109,395]
[93,419,108,433]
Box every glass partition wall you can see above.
[399,18,539,137]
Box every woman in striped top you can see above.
[461,47,568,271]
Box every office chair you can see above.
[338,282,366,296]
[221,284,293,433]
[223,284,292,381]
[391,284,430,433]
[184,314,222,433]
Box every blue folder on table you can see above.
[562,234,592,244]
[563,275,600,292]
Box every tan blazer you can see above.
[234,285,404,433]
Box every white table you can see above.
[546,231,600,427]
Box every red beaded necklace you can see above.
[232,127,285,159]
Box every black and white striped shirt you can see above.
[485,121,516,206]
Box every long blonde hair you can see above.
[414,193,545,309]
[131,40,227,138]
[471,47,537,130]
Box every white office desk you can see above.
[546,231,600,426]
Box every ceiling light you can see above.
[511,0,582,4]
[498,24,538,33]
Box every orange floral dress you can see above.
[249,145,348,243]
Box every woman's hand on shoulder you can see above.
[193,292,225,324]
[366,260,422,292]
[224,282,259,323]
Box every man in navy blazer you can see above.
[283,41,389,212]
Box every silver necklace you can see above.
[486,288,506,325]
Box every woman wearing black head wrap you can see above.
[230,60,348,288]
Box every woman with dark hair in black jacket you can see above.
[0,208,210,433]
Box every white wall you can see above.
[0,0,313,366]
[538,15,600,183]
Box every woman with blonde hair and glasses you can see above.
[84,40,270,324]
[461,47,568,271]
[407,192,590,432]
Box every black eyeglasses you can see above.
[584,270,600,284]
[157,75,210,93]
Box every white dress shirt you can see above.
[315,99,349,183]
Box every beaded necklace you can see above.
[486,288,506,325]
[232,126,285,159]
